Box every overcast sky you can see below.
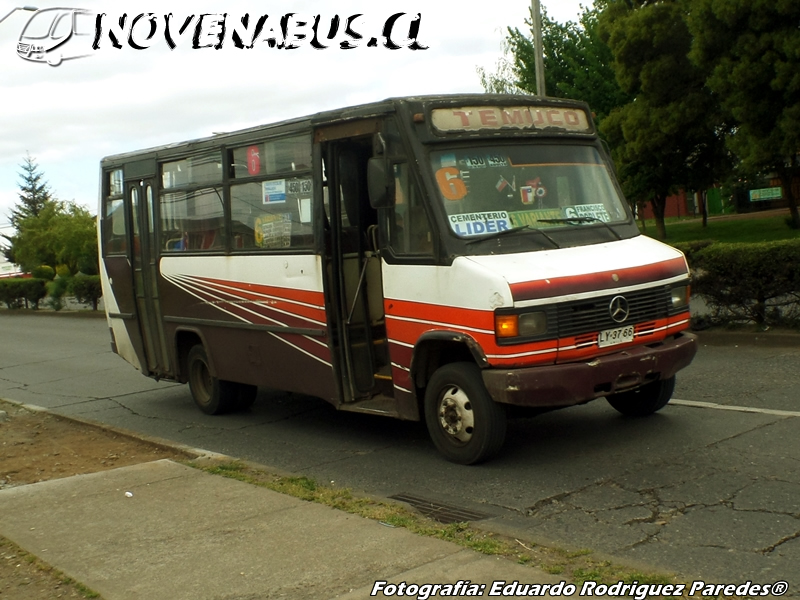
[0,0,586,236]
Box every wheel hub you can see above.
[191,360,213,403]
[437,386,474,443]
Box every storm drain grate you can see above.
[389,493,491,524]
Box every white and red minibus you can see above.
[99,95,696,463]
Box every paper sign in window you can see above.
[263,180,287,204]
[448,211,511,237]
[255,213,292,248]
[297,198,312,224]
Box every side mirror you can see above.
[367,157,395,209]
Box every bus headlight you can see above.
[519,311,548,336]
[495,311,547,339]
[670,285,690,309]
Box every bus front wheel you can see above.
[187,345,239,415]
[606,376,675,417]
[424,362,507,465]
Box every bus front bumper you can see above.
[482,332,698,408]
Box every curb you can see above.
[0,397,378,488]
[0,309,107,318]
[693,328,800,347]
[0,398,701,589]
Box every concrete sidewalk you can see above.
[0,459,577,599]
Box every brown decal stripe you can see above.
[163,274,332,365]
[197,276,326,310]
[195,284,326,329]
[169,274,325,328]
[510,257,687,302]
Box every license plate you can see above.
[598,325,635,348]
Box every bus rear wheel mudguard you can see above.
[424,362,507,465]
[186,344,240,415]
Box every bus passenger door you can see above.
[320,134,391,402]
[127,178,170,377]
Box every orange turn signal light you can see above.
[495,314,519,338]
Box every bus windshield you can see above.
[430,143,629,243]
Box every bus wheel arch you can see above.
[410,334,488,395]
[175,329,206,383]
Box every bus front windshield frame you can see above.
[427,142,633,253]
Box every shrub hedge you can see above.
[0,278,48,309]
[69,275,103,310]
[30,265,55,280]
[0,275,102,311]
[677,239,800,327]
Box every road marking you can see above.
[672,399,800,418]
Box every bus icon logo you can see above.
[16,8,94,66]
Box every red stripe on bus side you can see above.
[384,298,495,331]
[195,280,326,324]
[387,341,413,368]
[384,299,691,371]
[510,257,688,302]
[484,350,558,368]
[384,298,557,369]
[213,301,332,362]
[196,277,326,309]
[391,365,412,391]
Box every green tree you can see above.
[51,203,98,275]
[10,153,53,225]
[479,3,630,127]
[12,201,97,275]
[3,155,97,275]
[2,154,56,263]
[11,202,60,271]
[688,0,800,229]
[598,0,726,240]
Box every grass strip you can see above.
[0,535,101,599]
[640,214,800,245]
[188,460,705,594]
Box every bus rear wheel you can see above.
[187,345,239,415]
[235,384,258,411]
[424,362,507,465]
[606,376,676,417]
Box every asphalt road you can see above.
[1,312,798,592]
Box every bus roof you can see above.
[100,94,593,166]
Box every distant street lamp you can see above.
[0,6,38,26]
[531,0,546,96]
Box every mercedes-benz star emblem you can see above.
[609,295,630,323]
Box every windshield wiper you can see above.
[537,217,622,240]
[465,225,560,248]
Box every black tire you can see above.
[424,362,507,465]
[235,384,258,411]
[606,375,676,417]
[186,345,238,415]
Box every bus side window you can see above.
[230,178,314,250]
[389,163,433,255]
[160,188,225,252]
[104,198,127,254]
[103,169,126,255]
